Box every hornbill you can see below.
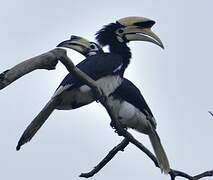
[55,36,170,173]
[16,16,165,164]
[17,34,169,173]
[96,17,169,173]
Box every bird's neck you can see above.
[109,42,131,70]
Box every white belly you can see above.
[107,97,151,134]
[56,75,122,110]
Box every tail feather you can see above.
[148,129,170,174]
[16,97,60,151]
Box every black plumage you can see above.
[111,78,153,117]
[16,17,169,172]
[96,23,132,72]
[55,53,123,95]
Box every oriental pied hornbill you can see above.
[16,17,166,164]
[54,36,170,173]
[17,34,170,173]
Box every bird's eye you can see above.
[90,44,96,49]
[118,29,124,34]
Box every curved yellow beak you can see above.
[124,27,164,49]
[117,16,164,49]
[57,36,91,54]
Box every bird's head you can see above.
[57,35,103,57]
[96,16,164,49]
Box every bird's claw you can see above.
[110,121,116,129]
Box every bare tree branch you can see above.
[79,138,129,178]
[0,48,103,99]
[0,49,59,90]
[52,49,104,100]
[80,134,213,179]
[79,95,213,179]
[1,45,212,179]
[39,51,213,179]
[169,169,213,180]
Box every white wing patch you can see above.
[113,64,123,73]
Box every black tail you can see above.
[16,98,60,151]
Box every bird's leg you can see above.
[110,120,116,129]
[110,119,127,133]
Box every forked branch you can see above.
[80,92,213,180]
[1,44,212,179]
[80,133,213,179]
[79,138,129,178]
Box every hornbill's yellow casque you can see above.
[16,17,164,160]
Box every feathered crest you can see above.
[95,23,123,46]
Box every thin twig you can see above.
[56,50,104,100]
[101,99,159,166]
[80,135,213,179]
[2,42,212,179]
[49,51,213,180]
[79,98,213,180]
[79,138,129,178]
[169,169,213,180]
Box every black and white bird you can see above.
[56,36,170,173]
[95,17,169,173]
[16,17,164,157]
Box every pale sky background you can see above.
[0,0,213,179]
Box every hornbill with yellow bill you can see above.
[17,33,170,173]
[95,17,169,173]
[56,36,170,173]
[16,17,166,171]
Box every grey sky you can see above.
[0,0,213,179]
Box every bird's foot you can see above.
[110,121,116,129]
